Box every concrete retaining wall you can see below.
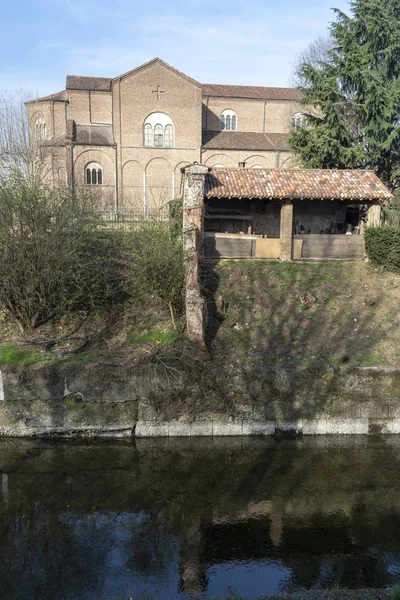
[0,363,399,438]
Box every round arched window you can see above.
[220,109,237,131]
[35,117,47,139]
[143,113,174,148]
[292,113,307,129]
[85,162,103,185]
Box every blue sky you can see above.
[1,0,351,95]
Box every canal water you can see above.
[1,436,400,599]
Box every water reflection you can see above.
[1,436,400,599]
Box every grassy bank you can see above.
[205,261,400,369]
[0,261,398,368]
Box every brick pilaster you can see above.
[182,164,209,349]
[280,200,294,262]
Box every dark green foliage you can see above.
[365,227,400,272]
[290,0,400,189]
[168,196,183,238]
[386,190,400,226]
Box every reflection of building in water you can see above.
[212,501,284,546]
[3,439,400,597]
[179,497,382,593]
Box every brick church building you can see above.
[26,57,303,214]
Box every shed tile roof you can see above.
[74,124,114,146]
[202,84,302,101]
[202,130,289,151]
[205,168,393,201]
[66,75,112,91]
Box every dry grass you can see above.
[204,260,400,368]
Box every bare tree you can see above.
[290,34,334,88]
[0,89,50,182]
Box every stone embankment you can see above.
[0,362,399,438]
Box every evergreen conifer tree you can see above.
[290,0,400,189]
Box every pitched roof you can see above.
[202,84,302,101]
[66,76,112,91]
[202,131,289,151]
[115,57,202,88]
[25,90,68,104]
[64,62,302,98]
[74,124,114,146]
[205,168,393,201]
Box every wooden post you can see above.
[280,200,294,262]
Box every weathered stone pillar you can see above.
[182,164,209,349]
[280,200,294,261]
[366,202,383,228]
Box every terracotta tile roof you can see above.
[25,90,68,104]
[202,130,289,151]
[202,84,302,101]
[205,168,393,201]
[66,75,112,92]
[74,124,114,146]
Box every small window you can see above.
[85,162,103,185]
[292,113,307,129]
[154,124,163,147]
[35,117,47,139]
[220,109,237,131]
[164,124,173,147]
[144,123,153,147]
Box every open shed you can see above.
[203,168,393,261]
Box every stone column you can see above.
[280,200,294,262]
[366,203,383,228]
[182,164,209,349]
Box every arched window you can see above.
[252,165,264,169]
[143,113,174,148]
[220,109,237,131]
[292,113,307,129]
[164,124,173,147]
[144,123,153,147]
[85,162,103,185]
[35,117,47,139]
[154,124,163,147]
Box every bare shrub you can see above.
[125,218,184,330]
[0,176,124,333]
[0,90,50,182]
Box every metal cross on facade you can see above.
[152,85,165,100]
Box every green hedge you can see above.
[365,227,400,272]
